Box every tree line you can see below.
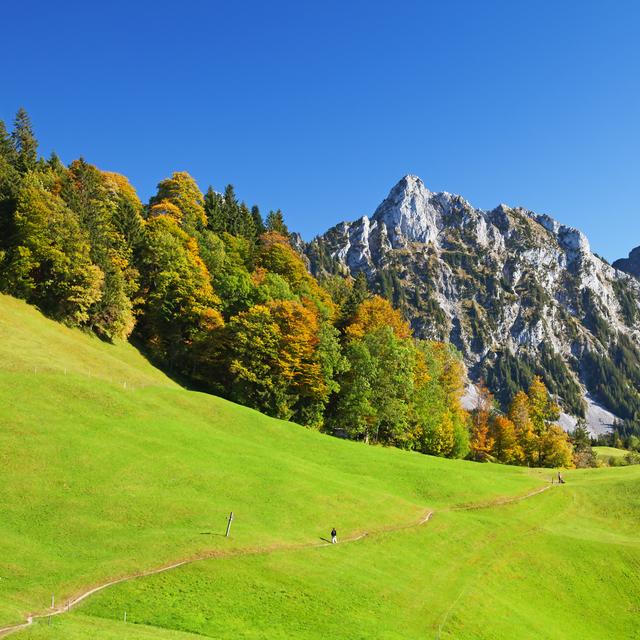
[0,109,579,467]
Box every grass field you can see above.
[593,446,629,461]
[1,294,639,639]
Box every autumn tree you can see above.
[136,214,223,380]
[345,295,411,340]
[224,299,339,426]
[149,172,207,232]
[509,390,537,465]
[0,171,103,324]
[60,160,137,339]
[489,415,522,464]
[469,382,495,461]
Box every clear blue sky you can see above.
[2,1,639,260]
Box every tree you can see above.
[258,232,334,317]
[345,295,412,340]
[265,209,289,236]
[224,299,333,426]
[412,342,469,458]
[509,390,536,466]
[136,214,223,380]
[0,171,103,324]
[251,205,265,236]
[149,172,207,232]
[60,159,137,340]
[540,424,574,468]
[0,120,16,164]
[489,415,522,464]
[331,325,415,445]
[338,271,370,329]
[11,108,38,173]
[528,375,560,435]
[571,422,596,468]
[469,382,495,461]
[204,186,226,233]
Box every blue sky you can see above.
[2,1,639,260]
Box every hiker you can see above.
[331,527,337,544]
[557,471,565,484]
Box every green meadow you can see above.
[593,446,629,461]
[1,294,639,638]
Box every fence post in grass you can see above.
[226,511,234,537]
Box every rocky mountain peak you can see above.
[372,175,447,247]
[307,175,640,434]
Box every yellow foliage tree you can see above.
[149,171,207,231]
[469,382,495,461]
[345,295,412,341]
[489,415,523,464]
[509,390,537,465]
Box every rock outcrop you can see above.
[305,175,640,431]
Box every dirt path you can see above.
[0,484,552,638]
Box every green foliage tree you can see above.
[136,215,223,381]
[0,171,103,324]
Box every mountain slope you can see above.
[307,176,640,430]
[613,246,640,279]
[0,294,543,629]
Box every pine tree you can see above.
[237,202,256,239]
[11,108,38,173]
[265,209,289,236]
[204,186,226,233]
[0,120,16,163]
[339,271,370,328]
[251,205,265,236]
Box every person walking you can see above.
[331,527,337,544]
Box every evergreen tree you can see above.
[11,108,38,173]
[204,186,226,234]
[0,120,16,164]
[222,184,240,233]
[237,202,256,239]
[339,271,370,328]
[251,205,265,236]
[265,209,289,236]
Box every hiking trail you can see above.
[0,483,553,638]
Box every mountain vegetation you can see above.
[0,110,608,466]
[2,294,640,639]
[0,109,476,460]
[307,175,640,441]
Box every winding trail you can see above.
[0,483,553,638]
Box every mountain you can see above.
[613,246,640,279]
[305,175,640,432]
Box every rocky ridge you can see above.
[305,175,640,433]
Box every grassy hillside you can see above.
[18,468,640,639]
[593,446,629,461]
[0,294,547,632]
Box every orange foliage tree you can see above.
[469,382,495,461]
